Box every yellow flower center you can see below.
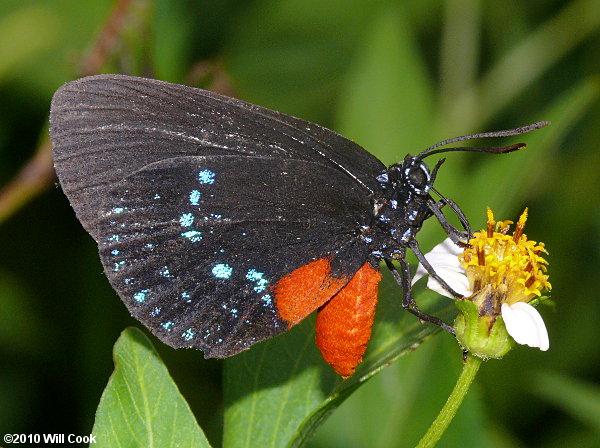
[459,208,551,306]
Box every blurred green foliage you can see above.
[0,0,599,447]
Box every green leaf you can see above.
[91,328,210,448]
[223,270,457,448]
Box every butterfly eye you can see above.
[408,163,430,193]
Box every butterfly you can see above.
[50,74,547,376]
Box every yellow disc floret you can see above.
[459,208,551,306]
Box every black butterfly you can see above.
[50,75,547,376]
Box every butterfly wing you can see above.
[50,74,385,241]
[96,155,373,357]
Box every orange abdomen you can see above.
[315,263,382,377]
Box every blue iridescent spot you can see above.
[113,260,126,271]
[150,307,161,317]
[146,243,154,249]
[246,269,268,293]
[261,294,272,306]
[162,321,174,331]
[189,189,201,205]
[179,213,194,227]
[153,193,161,200]
[231,308,238,316]
[111,249,120,256]
[133,289,149,303]
[182,328,196,341]
[212,263,233,279]
[390,199,398,209]
[198,169,215,184]
[108,234,120,242]
[124,278,134,285]
[181,292,190,299]
[160,266,173,278]
[181,230,202,242]
[112,207,125,214]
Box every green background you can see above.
[0,1,599,447]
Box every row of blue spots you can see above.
[160,266,173,278]
[133,289,149,303]
[182,328,196,341]
[212,263,233,279]
[150,306,161,317]
[189,189,201,205]
[246,269,268,293]
[179,213,194,227]
[198,169,215,184]
[181,230,202,242]
[162,321,174,331]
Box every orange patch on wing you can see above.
[315,262,382,378]
[274,257,348,326]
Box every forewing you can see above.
[50,74,385,240]
[97,155,372,357]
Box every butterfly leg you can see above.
[409,239,464,301]
[428,197,471,247]
[385,257,455,335]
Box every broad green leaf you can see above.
[92,328,210,448]
[307,334,494,448]
[224,270,457,448]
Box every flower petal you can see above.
[501,302,549,351]
[411,238,471,298]
[425,267,471,299]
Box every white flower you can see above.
[414,236,550,352]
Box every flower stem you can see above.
[416,354,482,448]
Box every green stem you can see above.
[416,354,482,448]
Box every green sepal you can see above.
[453,298,514,360]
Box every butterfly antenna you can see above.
[416,121,550,160]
